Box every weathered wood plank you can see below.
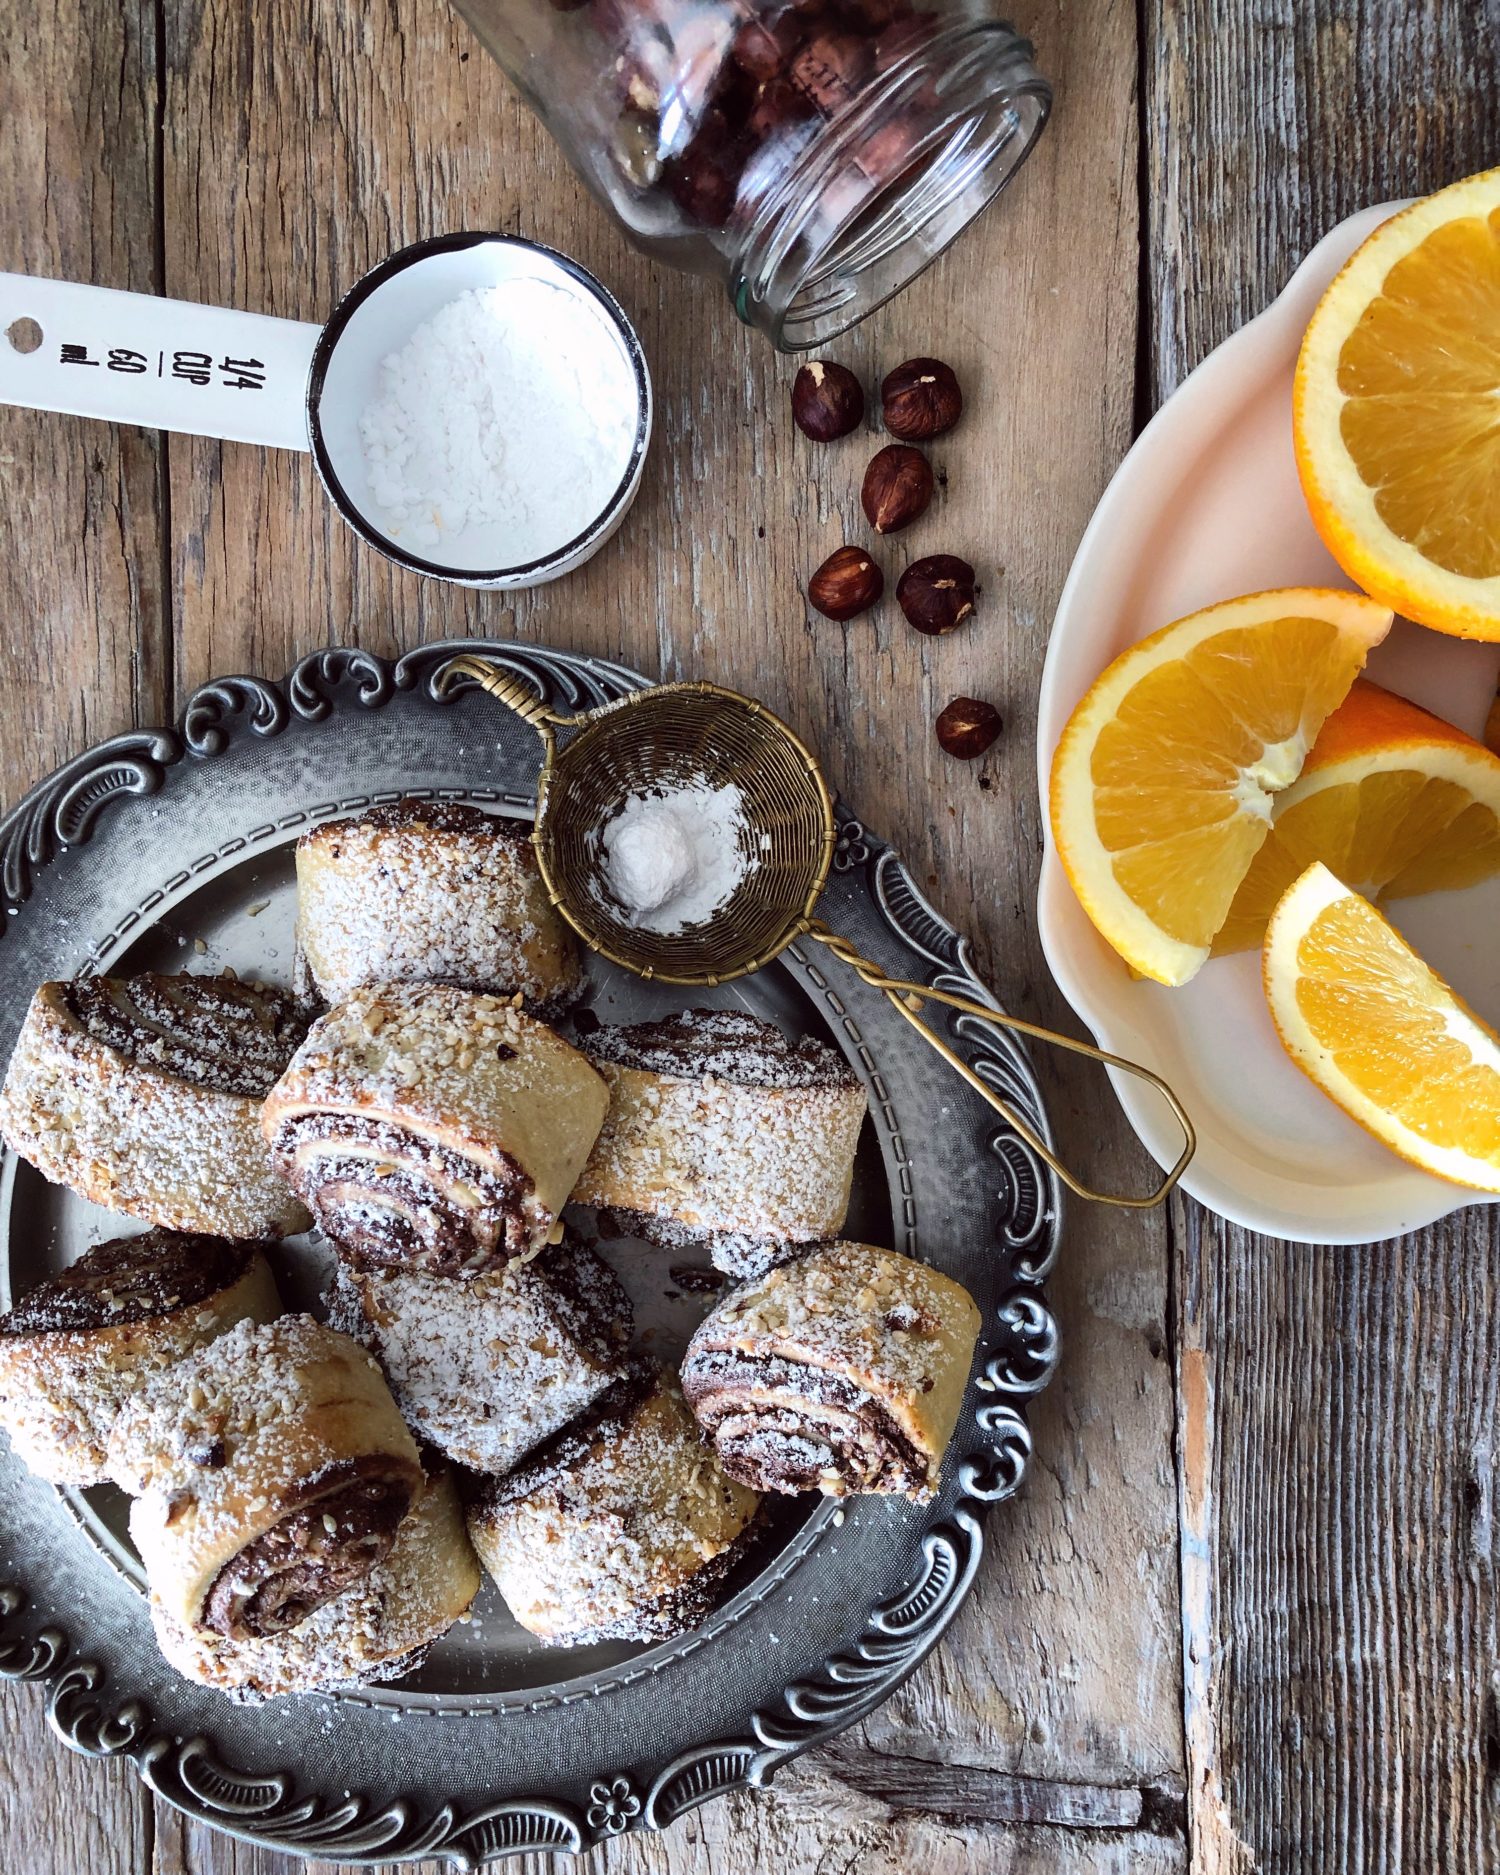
[0,0,162,1861]
[1147,4,1500,1870]
[0,0,168,797]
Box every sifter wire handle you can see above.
[437,653,571,759]
[803,923,1195,1210]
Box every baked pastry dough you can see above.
[150,1461,480,1699]
[0,1230,279,1487]
[571,1011,867,1277]
[327,1235,630,1475]
[0,974,312,1239]
[295,800,582,1012]
[108,1314,423,1641]
[262,986,610,1279]
[467,1361,759,1646]
[681,1241,980,1501]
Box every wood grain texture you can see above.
[1146,4,1500,1870]
[0,0,161,1861]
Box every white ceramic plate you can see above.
[1036,201,1500,1244]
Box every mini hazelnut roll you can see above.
[328,1235,631,1476]
[0,974,312,1240]
[295,800,583,1013]
[681,1242,981,1502]
[149,1461,481,1701]
[466,1361,760,1647]
[571,1010,868,1279]
[0,1231,280,1488]
[262,986,610,1281]
[108,1314,423,1643]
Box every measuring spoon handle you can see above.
[0,273,320,450]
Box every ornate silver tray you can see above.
[0,640,1061,1866]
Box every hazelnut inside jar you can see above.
[450,0,1051,349]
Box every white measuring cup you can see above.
[0,231,653,589]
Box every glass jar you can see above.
[451,0,1050,349]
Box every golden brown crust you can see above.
[150,1464,481,1698]
[295,801,582,1011]
[262,987,610,1275]
[466,1363,760,1645]
[681,1242,981,1500]
[109,1315,422,1638]
[0,1234,280,1487]
[0,978,311,1238]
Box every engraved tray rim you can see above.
[0,639,1063,1867]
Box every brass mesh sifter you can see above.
[439,655,1195,1208]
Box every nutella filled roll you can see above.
[467,1361,760,1647]
[681,1242,981,1502]
[295,800,583,1013]
[150,1461,481,1700]
[108,1315,423,1642]
[571,1011,867,1278]
[328,1236,631,1476]
[0,1231,280,1488]
[262,986,610,1281]
[0,974,312,1239]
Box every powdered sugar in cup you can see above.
[308,232,651,587]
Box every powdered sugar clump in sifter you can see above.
[599,781,757,936]
[358,281,638,564]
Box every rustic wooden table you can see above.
[1,2,1496,1870]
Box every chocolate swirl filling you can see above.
[581,1009,857,1092]
[1,1231,257,1336]
[200,1454,414,1642]
[63,974,311,1100]
[270,1113,535,1280]
[681,1351,929,1497]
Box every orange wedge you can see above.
[1213,679,1500,952]
[1294,167,1500,640]
[1263,862,1500,1191]
[1049,588,1393,986]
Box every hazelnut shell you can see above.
[808,545,884,620]
[861,443,933,533]
[791,360,865,441]
[935,697,1002,759]
[881,356,963,439]
[897,553,976,634]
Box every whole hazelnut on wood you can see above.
[791,360,865,440]
[882,356,963,439]
[897,553,976,633]
[935,697,1002,759]
[808,545,884,620]
[861,443,933,533]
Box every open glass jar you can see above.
[451,0,1050,348]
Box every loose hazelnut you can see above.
[808,545,884,620]
[861,443,933,533]
[935,696,1002,759]
[791,360,865,440]
[897,553,976,632]
[882,356,963,439]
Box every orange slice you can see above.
[1294,167,1500,640]
[1213,679,1500,953]
[1263,862,1500,1191]
[1049,588,1393,986]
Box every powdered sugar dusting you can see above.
[327,1240,630,1476]
[573,1013,867,1265]
[467,1365,759,1646]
